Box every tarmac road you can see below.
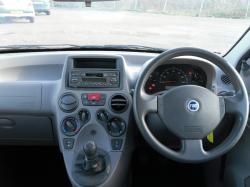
[0,8,249,53]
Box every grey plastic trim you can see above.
[0,82,42,113]
[53,54,133,187]
[0,115,54,143]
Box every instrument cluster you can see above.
[145,64,207,94]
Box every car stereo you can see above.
[69,70,120,88]
[68,57,120,88]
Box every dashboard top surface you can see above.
[0,50,234,114]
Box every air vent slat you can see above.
[110,94,128,113]
[111,104,127,106]
[111,99,127,102]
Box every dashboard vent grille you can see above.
[221,74,232,85]
[110,94,128,113]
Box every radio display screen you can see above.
[82,78,106,83]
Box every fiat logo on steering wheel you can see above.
[187,100,200,112]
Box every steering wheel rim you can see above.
[133,47,249,163]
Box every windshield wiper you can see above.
[0,44,166,53]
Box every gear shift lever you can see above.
[83,141,106,175]
[84,141,97,160]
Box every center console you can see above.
[53,55,132,187]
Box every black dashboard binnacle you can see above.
[145,64,207,94]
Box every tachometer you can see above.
[159,67,188,86]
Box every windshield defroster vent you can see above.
[110,94,128,113]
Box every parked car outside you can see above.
[0,0,35,23]
[32,0,50,15]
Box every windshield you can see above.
[0,0,249,53]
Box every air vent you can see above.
[221,74,232,85]
[110,94,128,113]
[59,93,78,112]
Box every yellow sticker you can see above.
[207,132,214,143]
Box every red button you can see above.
[87,93,101,101]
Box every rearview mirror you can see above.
[53,0,119,7]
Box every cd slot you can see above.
[85,73,103,77]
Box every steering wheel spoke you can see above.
[223,93,244,114]
[180,139,207,159]
[140,92,158,115]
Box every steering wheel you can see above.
[133,47,249,163]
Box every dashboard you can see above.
[145,64,207,94]
[0,50,230,187]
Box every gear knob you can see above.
[83,141,97,160]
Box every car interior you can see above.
[1,0,250,187]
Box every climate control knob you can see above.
[97,109,110,122]
[78,109,90,124]
[61,117,79,136]
[107,117,126,137]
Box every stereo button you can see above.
[71,76,79,83]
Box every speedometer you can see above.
[159,67,188,86]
